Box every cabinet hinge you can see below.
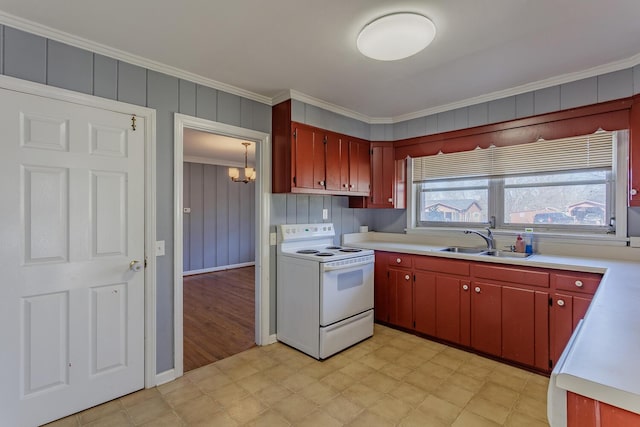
[144,257,148,268]
[370,149,373,155]
[549,297,553,306]
[323,136,327,144]
[549,359,553,369]
[293,176,297,185]
[293,129,297,138]
[413,321,416,328]
[413,274,416,281]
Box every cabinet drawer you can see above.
[553,272,601,294]
[414,256,470,276]
[471,263,549,288]
[388,253,412,268]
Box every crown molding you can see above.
[1,10,638,124]
[391,52,640,123]
[0,11,272,105]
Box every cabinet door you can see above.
[550,292,592,366]
[374,252,389,322]
[325,133,349,192]
[630,99,640,206]
[370,142,394,207]
[471,282,502,357]
[349,139,370,194]
[414,271,436,335]
[502,286,536,366]
[293,124,325,190]
[389,268,413,329]
[435,276,464,344]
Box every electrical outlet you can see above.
[322,208,328,220]
[183,207,191,213]
[155,240,165,256]
[270,232,277,245]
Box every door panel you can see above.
[471,282,502,356]
[0,88,145,426]
[435,276,462,343]
[414,272,436,335]
[502,286,535,366]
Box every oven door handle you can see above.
[322,259,374,272]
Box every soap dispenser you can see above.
[515,234,525,253]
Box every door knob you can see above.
[129,260,143,272]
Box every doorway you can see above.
[181,130,257,371]
[173,114,271,379]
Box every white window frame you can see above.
[407,131,629,244]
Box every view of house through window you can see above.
[413,131,619,231]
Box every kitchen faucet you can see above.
[463,228,495,250]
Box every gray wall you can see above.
[0,25,271,373]
[183,162,255,272]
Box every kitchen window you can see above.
[411,130,627,236]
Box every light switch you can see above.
[155,240,165,256]
[322,208,328,220]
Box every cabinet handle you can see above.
[350,184,354,188]
[557,299,565,307]
[343,183,348,188]
[404,274,410,281]
[575,280,583,288]
[474,286,481,293]
[462,284,469,291]
[396,258,402,264]
[319,180,325,186]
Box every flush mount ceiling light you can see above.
[357,13,436,61]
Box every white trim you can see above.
[2,8,639,125]
[392,53,640,124]
[174,113,271,379]
[183,262,256,277]
[0,74,158,388]
[264,334,278,345]
[183,155,246,168]
[0,11,271,106]
[154,369,176,387]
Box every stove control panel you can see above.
[280,223,334,241]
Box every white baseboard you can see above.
[183,261,255,276]
[263,334,278,345]
[155,369,177,387]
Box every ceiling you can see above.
[183,129,254,167]
[0,1,639,120]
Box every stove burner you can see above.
[297,249,320,254]
[315,252,334,257]
[339,248,362,253]
[326,246,342,250]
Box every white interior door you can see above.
[0,88,145,427]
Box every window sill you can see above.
[406,226,628,247]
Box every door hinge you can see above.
[131,115,137,131]
[144,257,148,268]
[293,129,297,138]
[549,359,553,369]
[549,297,553,306]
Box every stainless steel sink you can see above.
[481,249,532,258]
[439,246,488,254]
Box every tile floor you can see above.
[46,325,550,426]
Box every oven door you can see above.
[319,258,374,326]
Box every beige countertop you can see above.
[343,232,640,425]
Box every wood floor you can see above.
[183,266,255,372]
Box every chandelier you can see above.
[228,142,256,184]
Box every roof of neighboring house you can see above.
[567,201,605,209]
[424,199,481,212]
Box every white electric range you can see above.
[276,223,374,359]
